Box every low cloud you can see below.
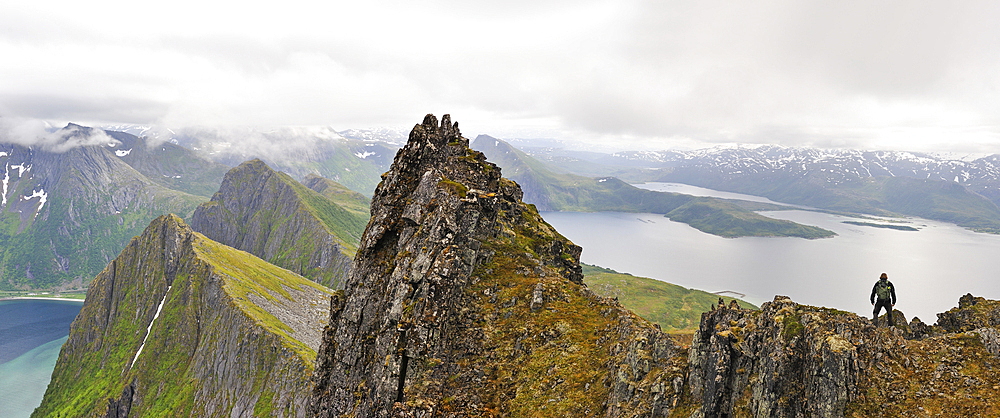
[0,118,118,153]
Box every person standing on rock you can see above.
[870,272,897,327]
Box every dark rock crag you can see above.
[308,115,684,417]
[191,160,366,289]
[688,295,1000,417]
[34,214,333,417]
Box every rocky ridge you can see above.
[688,295,1000,417]
[309,115,685,417]
[191,160,366,289]
[34,214,333,417]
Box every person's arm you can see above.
[890,281,897,305]
[871,283,877,304]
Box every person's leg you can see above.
[873,302,883,326]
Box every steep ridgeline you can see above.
[471,135,834,239]
[687,296,1000,417]
[309,115,687,417]
[191,160,367,289]
[34,214,333,417]
[0,125,204,290]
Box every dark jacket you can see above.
[870,279,896,304]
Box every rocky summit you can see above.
[688,295,1000,417]
[191,159,367,289]
[308,115,685,417]
[34,214,333,417]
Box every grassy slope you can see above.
[34,215,330,417]
[582,264,757,332]
[279,171,368,252]
[192,232,334,360]
[302,173,372,219]
[472,137,834,239]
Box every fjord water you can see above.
[543,184,1000,323]
[0,299,82,417]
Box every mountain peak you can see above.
[309,115,681,416]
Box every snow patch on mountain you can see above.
[115,149,132,157]
[354,151,376,159]
[1,163,8,206]
[23,188,47,218]
[10,163,30,177]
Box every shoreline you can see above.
[0,296,85,303]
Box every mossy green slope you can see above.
[472,135,834,239]
[191,160,367,288]
[0,143,203,290]
[582,264,757,331]
[33,214,332,417]
[301,173,371,219]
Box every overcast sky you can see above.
[2,1,1000,153]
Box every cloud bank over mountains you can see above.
[1,1,999,153]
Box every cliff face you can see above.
[309,115,686,417]
[34,214,333,417]
[190,160,367,289]
[0,139,203,290]
[688,295,1000,417]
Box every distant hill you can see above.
[191,160,366,289]
[524,144,1000,233]
[35,215,332,417]
[103,130,229,198]
[471,135,834,239]
[0,125,205,290]
[582,264,756,332]
[302,173,371,220]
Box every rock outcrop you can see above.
[191,160,367,289]
[34,214,333,417]
[688,295,1000,417]
[309,115,685,417]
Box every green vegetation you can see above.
[581,264,757,331]
[34,215,328,417]
[842,221,919,231]
[667,199,836,238]
[438,177,469,198]
[193,233,333,360]
[284,172,367,250]
[302,173,372,219]
[0,290,86,300]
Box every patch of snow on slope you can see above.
[130,285,172,371]
[23,188,47,217]
[1,163,7,206]
[10,163,29,177]
[115,149,132,157]
[354,151,376,159]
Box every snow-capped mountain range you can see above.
[606,145,1000,203]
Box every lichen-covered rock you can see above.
[688,295,1000,417]
[34,214,333,417]
[936,293,1000,332]
[191,159,367,289]
[308,114,683,417]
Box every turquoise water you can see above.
[0,336,68,417]
[0,299,81,417]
